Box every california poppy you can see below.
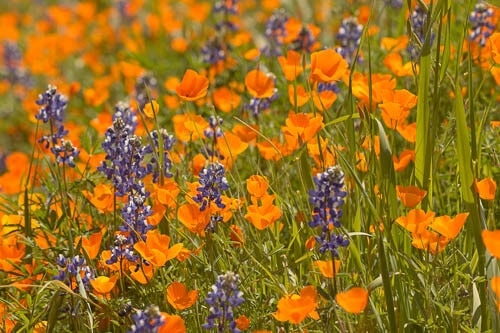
[134,230,184,267]
[313,260,341,278]
[166,281,199,310]
[335,287,369,314]
[176,69,209,101]
[482,229,500,258]
[310,49,348,83]
[396,185,427,208]
[244,69,276,99]
[90,275,118,298]
[475,177,497,201]
[159,313,186,333]
[278,50,304,81]
[273,286,319,324]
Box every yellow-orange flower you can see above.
[245,69,276,98]
[335,287,369,314]
[159,313,186,333]
[475,177,497,201]
[278,50,304,81]
[166,281,199,310]
[143,100,159,118]
[246,175,269,199]
[313,260,341,278]
[90,275,118,298]
[176,69,209,101]
[482,229,500,258]
[310,49,348,83]
[273,286,319,324]
[396,185,427,208]
[134,230,184,267]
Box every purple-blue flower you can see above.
[469,2,495,47]
[261,9,289,57]
[54,254,94,291]
[335,17,364,65]
[194,161,229,211]
[128,305,165,333]
[203,271,244,333]
[308,166,350,256]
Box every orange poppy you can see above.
[312,89,337,111]
[75,232,103,260]
[429,213,469,240]
[288,84,310,107]
[154,179,180,209]
[313,260,341,278]
[383,52,414,77]
[130,262,154,284]
[246,175,270,199]
[177,203,210,234]
[172,113,209,142]
[273,286,319,324]
[134,230,184,267]
[245,194,281,230]
[381,36,409,52]
[90,275,118,298]
[335,287,369,314]
[176,69,209,101]
[159,313,186,333]
[235,315,250,330]
[393,149,415,172]
[143,100,159,119]
[166,281,199,310]
[489,32,500,64]
[212,86,241,113]
[475,177,497,200]
[282,111,323,150]
[395,209,435,235]
[229,224,245,247]
[310,49,348,83]
[482,229,500,258]
[278,50,304,81]
[244,69,276,99]
[82,183,115,213]
[396,185,427,208]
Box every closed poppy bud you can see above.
[313,260,341,278]
[245,69,276,98]
[335,287,369,314]
[176,69,209,101]
[475,177,497,201]
[396,185,427,208]
[310,49,348,83]
[235,315,250,330]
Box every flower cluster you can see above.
[469,2,496,46]
[335,17,364,65]
[135,73,158,110]
[54,254,94,291]
[128,305,165,333]
[407,4,434,61]
[144,129,175,183]
[36,85,79,167]
[261,9,289,57]
[1,41,31,86]
[203,271,244,332]
[308,166,350,256]
[194,161,229,211]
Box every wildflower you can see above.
[144,129,176,183]
[194,162,229,211]
[213,86,241,113]
[54,254,94,292]
[475,177,497,200]
[244,93,279,117]
[176,69,209,101]
[245,193,282,230]
[310,49,348,83]
[308,166,350,256]
[384,0,403,9]
[1,40,31,86]
[335,287,369,314]
[90,275,118,298]
[75,232,103,260]
[408,3,434,61]
[469,2,496,47]
[482,229,500,258]
[291,25,316,53]
[128,305,165,333]
[246,175,270,199]
[261,9,289,57]
[201,37,228,65]
[335,17,364,65]
[245,69,276,99]
[166,281,199,310]
[278,50,304,81]
[50,139,80,167]
[135,72,158,110]
[203,271,245,332]
[396,185,427,208]
[82,183,115,213]
[159,313,186,333]
[274,285,319,324]
[143,100,159,119]
[313,259,341,278]
[312,82,339,111]
[134,230,184,267]
[177,203,211,234]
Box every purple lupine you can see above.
[244,91,279,117]
[202,115,224,160]
[469,2,495,47]
[384,0,403,10]
[308,166,350,256]
[135,73,158,110]
[35,85,79,167]
[317,82,340,94]
[2,41,31,86]
[127,305,165,333]
[106,234,138,266]
[119,188,153,243]
[144,129,175,183]
[261,9,289,57]
[202,271,244,333]
[54,254,94,291]
[291,26,316,53]
[335,17,364,65]
[213,0,239,32]
[407,4,434,61]
[194,162,229,211]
